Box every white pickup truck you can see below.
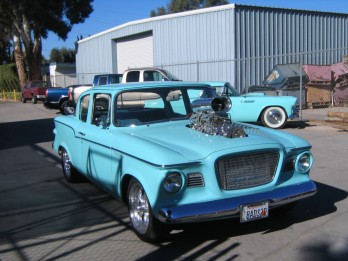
[68,68,180,107]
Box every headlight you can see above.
[163,172,182,193]
[295,152,313,173]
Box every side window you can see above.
[126,71,140,82]
[98,76,107,86]
[144,71,155,81]
[79,94,90,123]
[92,93,111,127]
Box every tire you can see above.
[32,95,37,104]
[261,107,287,129]
[21,95,26,103]
[127,178,170,243]
[61,147,82,183]
[59,100,70,115]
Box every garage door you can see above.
[116,32,153,73]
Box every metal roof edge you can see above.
[78,4,236,43]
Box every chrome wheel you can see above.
[60,147,81,182]
[128,180,150,234]
[62,149,72,179]
[261,107,287,129]
[127,178,169,242]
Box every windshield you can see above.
[211,82,240,97]
[114,87,212,127]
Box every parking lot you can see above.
[0,100,347,261]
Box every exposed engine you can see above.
[188,96,247,138]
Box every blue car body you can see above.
[52,81,316,242]
[203,81,298,128]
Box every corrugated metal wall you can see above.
[76,4,348,90]
[235,5,348,90]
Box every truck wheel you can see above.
[21,95,26,103]
[61,147,82,183]
[261,107,287,129]
[128,178,170,243]
[32,95,37,104]
[60,100,70,115]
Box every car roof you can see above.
[90,81,210,92]
[201,81,227,87]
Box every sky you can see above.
[42,0,348,59]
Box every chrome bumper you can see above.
[289,108,299,119]
[159,181,316,224]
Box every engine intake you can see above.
[188,96,247,138]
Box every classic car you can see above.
[52,82,316,243]
[203,81,298,129]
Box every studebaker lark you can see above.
[52,82,316,242]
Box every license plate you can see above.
[240,202,269,223]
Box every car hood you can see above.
[112,121,310,166]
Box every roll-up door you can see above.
[116,32,153,73]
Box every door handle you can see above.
[78,132,86,136]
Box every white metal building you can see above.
[76,4,348,90]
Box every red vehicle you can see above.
[21,81,53,104]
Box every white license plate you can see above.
[240,202,269,223]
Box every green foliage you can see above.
[0,64,20,94]
[49,47,76,63]
[150,0,229,16]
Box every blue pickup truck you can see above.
[44,84,92,114]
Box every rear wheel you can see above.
[60,100,70,115]
[21,95,26,103]
[127,178,170,243]
[261,107,287,129]
[32,95,37,104]
[60,147,82,183]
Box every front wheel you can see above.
[21,95,26,103]
[261,107,287,129]
[127,178,170,243]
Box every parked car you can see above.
[204,81,298,129]
[21,80,52,104]
[44,84,92,114]
[52,82,316,242]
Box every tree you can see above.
[49,47,76,63]
[150,0,228,17]
[0,0,93,88]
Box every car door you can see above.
[78,93,114,189]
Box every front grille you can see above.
[216,151,279,190]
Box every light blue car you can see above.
[53,82,316,243]
[204,81,299,129]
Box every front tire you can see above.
[61,147,82,183]
[22,95,26,103]
[261,107,287,129]
[127,178,170,243]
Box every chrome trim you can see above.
[158,181,316,223]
